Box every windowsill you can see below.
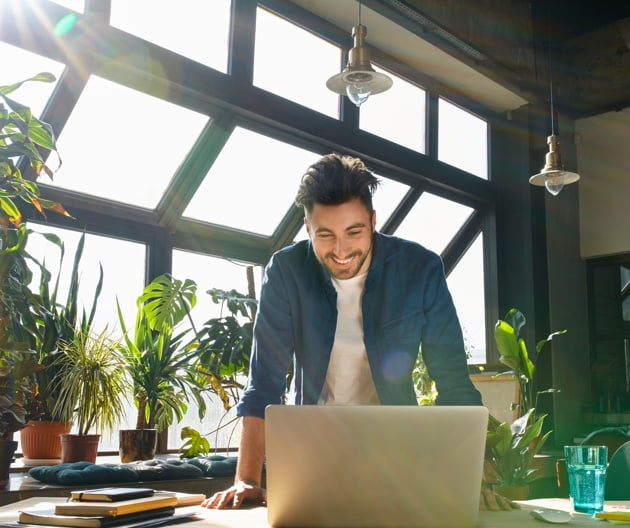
[3,453,236,507]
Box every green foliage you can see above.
[178,287,256,457]
[485,308,566,488]
[413,349,436,405]
[118,274,207,432]
[195,288,256,411]
[0,73,70,437]
[179,425,211,458]
[29,232,103,421]
[49,329,130,436]
[0,350,42,439]
[0,72,69,232]
[485,409,551,486]
[494,308,565,415]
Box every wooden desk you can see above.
[0,496,609,527]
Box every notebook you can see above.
[264,405,489,528]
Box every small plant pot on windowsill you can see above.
[20,421,72,464]
[119,429,157,462]
[60,434,100,464]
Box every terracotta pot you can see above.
[60,433,100,463]
[20,421,72,462]
[0,440,18,489]
[119,429,157,463]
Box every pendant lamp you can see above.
[326,0,393,106]
[529,67,580,196]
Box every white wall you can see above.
[577,108,630,258]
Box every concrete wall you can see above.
[577,108,630,258]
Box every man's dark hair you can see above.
[295,153,380,214]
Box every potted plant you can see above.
[0,350,42,487]
[48,328,131,463]
[117,274,208,462]
[484,307,566,499]
[20,232,102,463]
[180,286,256,457]
[1,72,70,469]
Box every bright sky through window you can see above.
[45,75,208,209]
[254,7,341,118]
[110,0,230,72]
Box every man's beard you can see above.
[320,245,372,280]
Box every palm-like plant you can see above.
[118,274,206,432]
[49,329,130,436]
[30,232,103,421]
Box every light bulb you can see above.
[544,175,564,196]
[346,83,371,106]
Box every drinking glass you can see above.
[564,445,608,514]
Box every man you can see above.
[203,153,511,511]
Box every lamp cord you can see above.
[358,0,362,25]
[550,67,555,136]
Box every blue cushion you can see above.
[126,458,204,481]
[29,462,139,484]
[27,457,234,484]
[187,456,238,477]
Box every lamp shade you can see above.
[326,24,392,106]
[529,134,580,196]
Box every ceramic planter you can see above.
[60,433,100,463]
[119,429,158,462]
[20,420,72,464]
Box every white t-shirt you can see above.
[319,272,380,405]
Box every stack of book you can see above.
[17,488,206,528]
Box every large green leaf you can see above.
[494,319,521,371]
[0,72,55,97]
[140,274,197,332]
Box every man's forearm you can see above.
[234,415,266,486]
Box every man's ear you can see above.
[304,217,311,236]
[371,210,377,231]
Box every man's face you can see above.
[305,197,376,280]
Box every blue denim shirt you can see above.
[236,232,482,418]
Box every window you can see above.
[360,66,426,153]
[183,126,319,235]
[4,0,500,455]
[438,98,488,178]
[110,0,231,72]
[254,7,340,117]
[394,192,474,255]
[45,75,209,209]
[25,224,146,450]
[0,42,64,118]
[447,234,486,364]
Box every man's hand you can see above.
[479,487,520,511]
[201,481,266,509]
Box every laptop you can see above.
[264,405,489,528]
